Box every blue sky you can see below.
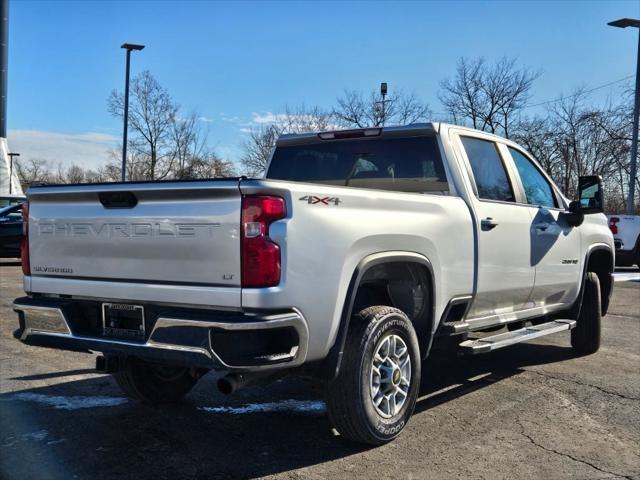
[6,0,639,169]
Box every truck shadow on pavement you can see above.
[0,342,575,480]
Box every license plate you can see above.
[102,303,145,340]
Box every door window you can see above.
[509,147,557,208]
[460,137,515,202]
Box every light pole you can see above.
[7,152,18,194]
[380,82,388,126]
[609,18,640,214]
[120,43,145,182]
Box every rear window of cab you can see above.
[267,136,449,195]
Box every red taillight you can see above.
[241,196,286,288]
[20,202,30,275]
[609,216,619,235]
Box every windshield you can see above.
[267,135,449,194]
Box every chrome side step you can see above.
[439,321,470,335]
[458,320,576,354]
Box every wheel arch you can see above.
[566,244,614,319]
[585,245,614,316]
[319,251,436,380]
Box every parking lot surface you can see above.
[1,259,639,480]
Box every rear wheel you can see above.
[325,306,421,445]
[571,272,601,355]
[114,358,202,404]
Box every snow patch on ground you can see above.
[25,430,49,441]
[5,392,128,410]
[613,271,640,282]
[3,430,50,447]
[199,399,326,415]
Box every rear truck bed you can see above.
[15,165,478,375]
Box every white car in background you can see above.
[608,215,640,268]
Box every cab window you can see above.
[509,147,557,208]
[267,136,449,194]
[461,137,515,202]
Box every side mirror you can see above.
[563,175,603,227]
[577,175,604,214]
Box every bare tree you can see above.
[334,89,430,128]
[172,111,206,178]
[179,153,235,179]
[54,164,87,184]
[108,71,179,180]
[279,105,336,133]
[171,111,236,179]
[15,158,53,189]
[240,106,335,176]
[439,57,540,137]
[513,86,634,211]
[108,72,234,181]
[512,116,560,178]
[241,124,280,177]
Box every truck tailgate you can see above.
[27,180,242,290]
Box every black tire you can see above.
[114,358,201,404]
[325,306,421,445]
[571,272,601,355]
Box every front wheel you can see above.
[571,272,601,355]
[325,306,421,445]
[113,358,202,404]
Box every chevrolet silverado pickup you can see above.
[13,123,614,445]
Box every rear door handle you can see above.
[481,218,498,231]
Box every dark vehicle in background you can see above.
[0,204,23,258]
[0,195,26,208]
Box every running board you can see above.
[458,320,576,354]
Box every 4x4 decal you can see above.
[299,195,341,205]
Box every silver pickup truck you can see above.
[13,123,614,444]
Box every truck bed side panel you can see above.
[240,179,474,362]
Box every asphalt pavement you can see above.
[0,259,638,480]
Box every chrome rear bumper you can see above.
[13,297,308,372]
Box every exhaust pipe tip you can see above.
[217,371,286,395]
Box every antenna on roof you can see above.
[380,82,388,127]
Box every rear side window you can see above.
[461,137,515,202]
[267,136,449,194]
[509,147,557,208]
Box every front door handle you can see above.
[534,222,550,232]
[481,218,498,231]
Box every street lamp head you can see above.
[121,43,145,51]
[8,152,19,157]
[608,18,640,29]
